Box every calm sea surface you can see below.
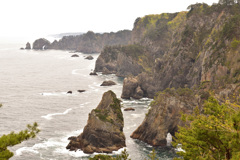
[0,40,176,160]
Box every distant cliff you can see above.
[95,3,240,99]
[31,30,132,53]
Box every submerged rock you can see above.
[100,81,116,86]
[66,90,126,153]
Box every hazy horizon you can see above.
[1,0,218,39]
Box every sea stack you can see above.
[25,42,31,49]
[66,90,126,153]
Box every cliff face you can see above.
[94,4,240,99]
[66,90,126,153]
[131,88,198,146]
[130,84,240,146]
[32,30,132,53]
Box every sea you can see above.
[0,36,177,160]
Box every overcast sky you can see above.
[0,0,218,38]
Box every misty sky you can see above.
[0,0,218,38]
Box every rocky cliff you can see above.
[32,30,132,53]
[131,84,240,146]
[131,88,198,146]
[94,3,240,99]
[66,90,126,153]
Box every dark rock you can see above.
[77,90,86,93]
[102,67,112,75]
[67,91,72,94]
[66,90,126,153]
[71,54,79,57]
[25,42,31,49]
[85,55,94,60]
[121,77,139,99]
[32,38,51,50]
[124,108,135,111]
[130,91,197,146]
[20,47,24,50]
[89,72,98,75]
[100,81,116,86]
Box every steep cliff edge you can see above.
[94,3,240,99]
[66,90,126,153]
[131,84,240,146]
[32,30,132,53]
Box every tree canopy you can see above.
[173,97,240,160]
[0,122,40,160]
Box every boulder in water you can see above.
[85,55,94,60]
[100,81,116,86]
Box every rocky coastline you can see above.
[29,30,132,53]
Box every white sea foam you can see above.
[16,147,39,156]
[16,129,84,157]
[41,108,72,120]
[131,113,144,118]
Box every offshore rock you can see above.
[100,81,116,86]
[121,77,144,99]
[131,89,197,146]
[25,42,31,49]
[71,54,79,57]
[32,38,51,50]
[66,90,126,153]
[89,72,98,76]
[85,55,94,60]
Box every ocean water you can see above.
[0,40,176,160]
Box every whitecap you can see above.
[41,108,72,120]
[16,147,39,156]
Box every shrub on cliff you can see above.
[0,122,40,160]
[173,97,240,160]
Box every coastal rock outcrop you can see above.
[94,45,144,77]
[95,4,240,98]
[30,30,132,53]
[25,42,31,49]
[32,38,51,50]
[85,55,94,60]
[100,81,116,86]
[131,89,197,146]
[66,90,126,153]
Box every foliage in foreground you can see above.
[0,122,40,160]
[89,148,159,160]
[173,97,240,160]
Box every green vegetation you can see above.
[89,148,160,160]
[0,104,2,108]
[89,149,130,160]
[173,97,240,160]
[94,91,123,123]
[231,38,240,50]
[0,122,40,160]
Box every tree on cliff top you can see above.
[0,122,40,160]
[173,97,240,160]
